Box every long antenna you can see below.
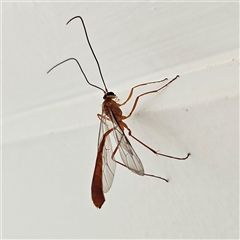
[67,16,108,93]
[47,57,106,93]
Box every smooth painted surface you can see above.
[2,2,239,239]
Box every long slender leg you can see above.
[119,78,169,106]
[97,113,110,121]
[125,125,190,160]
[113,157,168,182]
[122,75,179,120]
[110,133,168,181]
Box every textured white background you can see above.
[2,1,239,239]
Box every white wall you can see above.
[2,2,239,239]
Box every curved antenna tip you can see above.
[66,16,83,25]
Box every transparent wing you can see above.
[109,109,144,176]
[98,114,116,193]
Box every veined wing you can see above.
[108,109,144,176]
[98,114,116,193]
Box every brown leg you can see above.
[97,113,110,121]
[125,125,190,160]
[113,158,168,182]
[110,128,168,182]
[122,75,179,120]
[119,78,169,106]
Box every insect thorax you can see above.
[103,98,122,119]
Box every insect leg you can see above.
[122,75,179,120]
[119,78,168,106]
[110,129,168,182]
[112,156,168,182]
[125,125,190,160]
[97,113,110,121]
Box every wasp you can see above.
[47,16,190,208]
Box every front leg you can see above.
[119,78,168,106]
[122,75,179,120]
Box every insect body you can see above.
[47,16,190,209]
